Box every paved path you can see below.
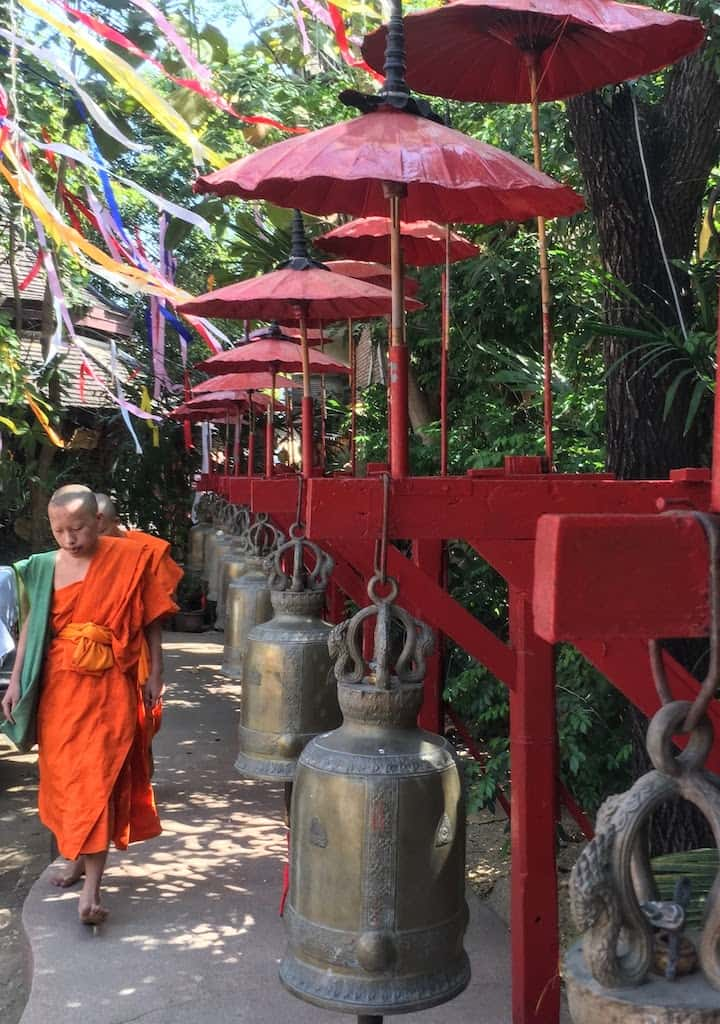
[19,633,518,1024]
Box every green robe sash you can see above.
[0,551,56,752]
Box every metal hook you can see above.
[291,472,305,537]
[373,473,391,585]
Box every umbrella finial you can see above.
[279,210,328,272]
[382,0,409,104]
[339,0,442,123]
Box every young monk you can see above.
[1,485,177,925]
[95,493,183,599]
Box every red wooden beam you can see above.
[509,590,559,1024]
[413,539,444,732]
[331,539,517,688]
[306,474,710,541]
[227,477,252,505]
[577,637,720,774]
[534,513,709,642]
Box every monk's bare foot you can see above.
[51,857,85,888]
[78,880,108,925]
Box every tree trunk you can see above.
[567,37,720,478]
[567,22,720,853]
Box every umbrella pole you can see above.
[528,56,554,468]
[233,411,241,476]
[247,393,255,478]
[266,371,276,477]
[300,308,314,479]
[320,337,327,473]
[286,391,294,468]
[224,412,229,476]
[440,224,451,476]
[348,317,357,476]
[387,187,408,478]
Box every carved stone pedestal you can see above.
[565,942,720,1024]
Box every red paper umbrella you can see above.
[317,218,478,268]
[179,212,407,475]
[248,321,325,348]
[361,0,705,104]
[179,390,271,411]
[193,372,296,393]
[361,0,704,466]
[192,2,583,477]
[196,339,349,377]
[179,261,422,322]
[279,324,333,345]
[195,108,582,224]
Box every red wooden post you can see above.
[413,539,444,733]
[509,588,559,1024]
[326,580,345,624]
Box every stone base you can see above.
[565,941,720,1024]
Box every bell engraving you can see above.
[309,817,327,848]
[280,573,470,1015]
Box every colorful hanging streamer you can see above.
[16,0,223,167]
[25,392,65,447]
[327,4,384,82]
[0,28,147,153]
[141,386,160,447]
[48,0,308,136]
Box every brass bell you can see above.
[186,495,215,574]
[201,498,231,586]
[236,531,341,781]
[280,575,470,1015]
[214,535,251,632]
[207,505,246,602]
[221,515,284,680]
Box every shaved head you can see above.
[48,485,98,516]
[95,493,117,520]
[48,485,101,557]
[95,492,125,538]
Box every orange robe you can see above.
[36,537,177,859]
[123,529,183,600]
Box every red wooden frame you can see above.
[198,462,715,1024]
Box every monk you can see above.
[1,485,177,925]
[95,493,183,600]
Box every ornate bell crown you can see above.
[241,512,285,559]
[329,574,434,692]
[264,529,334,594]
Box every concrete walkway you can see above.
[18,634,516,1024]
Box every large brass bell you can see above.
[236,530,341,781]
[201,497,230,587]
[214,509,251,630]
[207,503,243,601]
[186,494,215,574]
[214,538,250,631]
[280,574,470,1015]
[221,515,284,680]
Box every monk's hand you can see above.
[1,678,20,724]
[144,674,164,709]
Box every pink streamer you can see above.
[126,0,213,84]
[289,0,311,55]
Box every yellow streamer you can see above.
[698,210,714,260]
[25,392,65,447]
[141,387,160,448]
[327,0,379,17]
[17,0,224,169]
